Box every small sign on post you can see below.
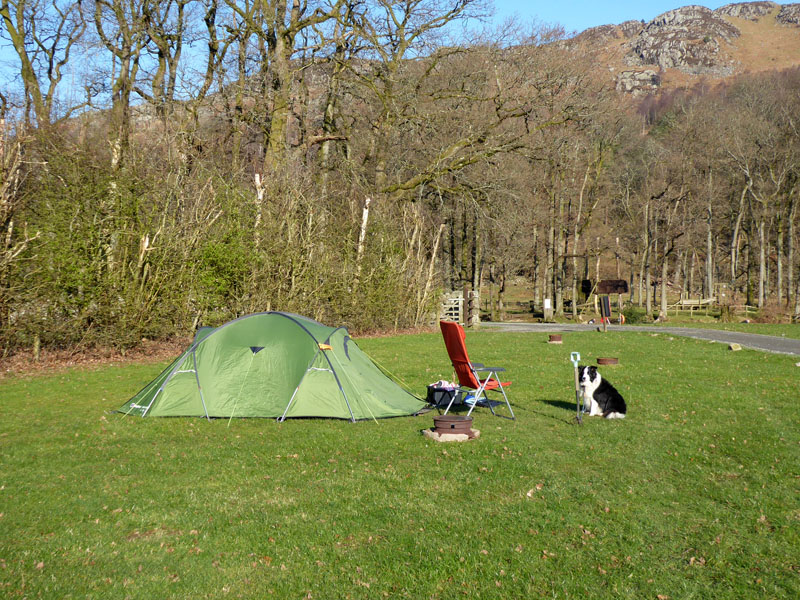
[543,298,553,322]
[599,295,611,332]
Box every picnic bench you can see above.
[669,297,716,314]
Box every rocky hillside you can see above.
[565,2,800,95]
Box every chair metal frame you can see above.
[439,321,515,419]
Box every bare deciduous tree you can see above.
[1,0,86,126]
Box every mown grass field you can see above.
[648,321,800,340]
[1,329,798,598]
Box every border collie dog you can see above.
[579,365,627,419]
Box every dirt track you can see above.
[480,322,800,356]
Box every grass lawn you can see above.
[1,330,798,598]
[646,321,800,340]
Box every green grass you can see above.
[1,330,798,598]
[645,321,800,340]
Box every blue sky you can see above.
[493,1,742,34]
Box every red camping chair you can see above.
[439,321,515,419]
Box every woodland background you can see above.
[1,0,799,354]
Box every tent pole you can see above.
[140,388,162,418]
[279,347,323,422]
[279,346,357,423]
[192,350,211,421]
[320,348,357,423]
[279,386,301,422]
[325,348,375,424]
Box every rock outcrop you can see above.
[575,20,643,44]
[559,2,800,96]
[715,2,778,21]
[618,20,647,38]
[615,70,661,96]
[777,3,800,26]
[625,6,740,75]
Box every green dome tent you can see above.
[118,312,425,421]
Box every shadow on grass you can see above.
[434,398,579,425]
[542,399,579,413]
[532,399,584,425]
[426,399,517,420]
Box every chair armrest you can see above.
[473,366,506,373]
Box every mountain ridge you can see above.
[562,2,800,95]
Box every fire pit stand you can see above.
[422,415,480,442]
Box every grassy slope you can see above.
[1,330,797,599]
[722,9,800,75]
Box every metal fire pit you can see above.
[597,357,619,365]
[424,415,480,442]
[433,415,474,436]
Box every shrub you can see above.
[622,305,649,324]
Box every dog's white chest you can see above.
[580,387,597,414]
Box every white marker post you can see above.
[570,352,582,425]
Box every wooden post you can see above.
[600,295,611,333]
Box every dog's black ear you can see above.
[588,366,597,377]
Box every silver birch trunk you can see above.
[354,197,371,289]
[415,223,446,326]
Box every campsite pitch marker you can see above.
[570,352,582,425]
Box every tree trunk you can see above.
[498,268,506,322]
[745,232,753,306]
[571,247,579,320]
[446,215,455,291]
[757,217,766,308]
[637,245,645,308]
[460,205,470,287]
[706,201,714,299]
[777,213,784,307]
[555,192,565,316]
[794,274,800,322]
[645,239,653,317]
[531,225,540,307]
[353,197,371,291]
[264,32,292,172]
[546,193,555,307]
[415,223,445,326]
[472,210,480,294]
[788,197,797,309]
[659,254,669,319]
[731,182,748,290]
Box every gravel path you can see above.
[479,322,800,356]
